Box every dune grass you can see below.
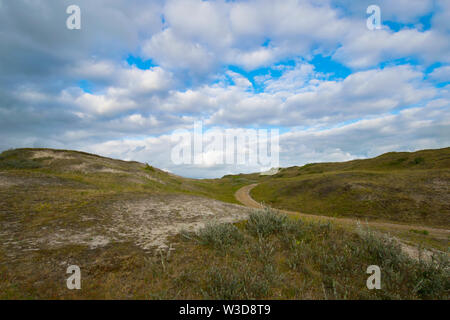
[0,147,448,299]
[2,209,447,299]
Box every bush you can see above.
[197,223,244,249]
[356,224,405,266]
[356,224,449,299]
[184,214,449,300]
[202,262,275,299]
[249,236,276,262]
[413,157,425,165]
[246,208,288,237]
[412,253,449,299]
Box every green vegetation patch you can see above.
[1,209,448,299]
[195,223,244,250]
[251,169,450,228]
[0,149,44,169]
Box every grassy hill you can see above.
[0,148,252,202]
[0,147,448,299]
[247,148,450,228]
[0,148,257,299]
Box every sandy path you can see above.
[234,184,263,209]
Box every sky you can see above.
[0,0,449,178]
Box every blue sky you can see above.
[0,0,449,178]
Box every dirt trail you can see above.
[235,184,449,260]
[234,184,263,209]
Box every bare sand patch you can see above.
[68,163,126,174]
[32,150,74,160]
[0,193,254,257]
[108,194,254,250]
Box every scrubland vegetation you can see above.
[2,209,447,299]
[0,148,448,299]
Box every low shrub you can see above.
[197,223,244,249]
[246,208,288,237]
[202,262,277,299]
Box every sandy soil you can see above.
[235,184,263,209]
[31,150,74,160]
[0,192,255,258]
[108,194,254,250]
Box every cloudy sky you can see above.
[0,0,449,178]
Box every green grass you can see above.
[274,148,450,176]
[0,149,46,169]
[0,147,448,300]
[2,209,447,299]
[0,148,254,299]
[410,229,430,236]
[195,223,244,250]
[188,176,258,204]
[246,207,290,237]
[246,148,450,228]
[0,148,260,206]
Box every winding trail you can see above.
[235,184,449,260]
[234,184,262,209]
